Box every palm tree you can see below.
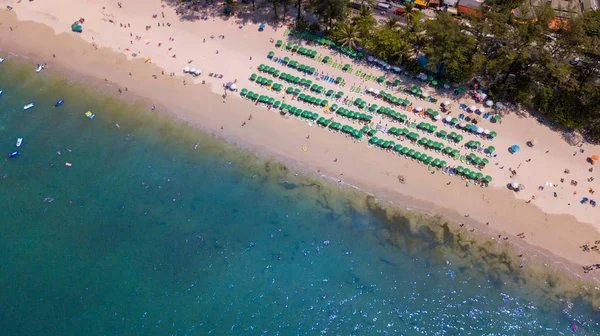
[336,24,362,51]
[384,17,399,29]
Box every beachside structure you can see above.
[527,0,599,17]
[457,0,485,16]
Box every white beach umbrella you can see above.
[511,182,520,189]
[445,115,452,122]
[478,107,486,114]
[184,66,190,73]
[459,122,467,127]
[368,56,374,62]
[385,65,392,70]
[194,69,201,76]
[229,83,237,90]
[477,127,484,133]
[486,100,494,107]
[496,102,504,109]
[483,129,490,135]
[392,66,401,72]
[480,93,487,100]
[469,105,476,111]
[190,67,197,74]
[443,84,451,89]
[367,87,374,92]
[443,100,451,106]
[434,114,442,121]
[414,106,423,112]
[372,89,380,94]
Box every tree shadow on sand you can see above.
[162,0,295,29]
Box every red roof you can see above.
[458,5,484,17]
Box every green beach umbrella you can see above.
[401,147,410,155]
[455,135,463,142]
[485,175,492,183]
[393,144,403,152]
[456,166,464,173]
[482,158,489,165]
[489,131,497,139]
[487,146,495,153]
[330,104,338,111]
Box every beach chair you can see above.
[459,114,465,120]
[580,197,589,204]
[338,64,343,69]
[483,113,489,119]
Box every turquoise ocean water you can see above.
[0,59,598,335]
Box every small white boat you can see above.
[16,138,23,147]
[0,90,3,96]
[23,103,34,110]
[0,58,4,63]
[36,64,45,73]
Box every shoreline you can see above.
[1,9,600,301]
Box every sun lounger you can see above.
[581,197,589,204]
[483,113,489,119]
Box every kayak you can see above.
[8,151,20,158]
[16,137,22,147]
[85,111,95,119]
[54,99,64,107]
[23,103,34,110]
[36,64,45,73]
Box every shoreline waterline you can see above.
[1,11,600,313]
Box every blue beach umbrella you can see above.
[510,145,520,153]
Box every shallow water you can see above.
[0,59,598,335]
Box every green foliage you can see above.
[332,21,363,50]
[308,0,349,31]
[422,12,479,82]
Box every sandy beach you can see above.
[1,0,599,283]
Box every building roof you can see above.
[458,0,484,9]
[528,0,583,17]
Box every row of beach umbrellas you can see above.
[182,66,201,76]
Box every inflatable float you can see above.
[16,137,22,147]
[23,103,34,110]
[54,99,64,107]
[8,151,20,158]
[85,111,95,119]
